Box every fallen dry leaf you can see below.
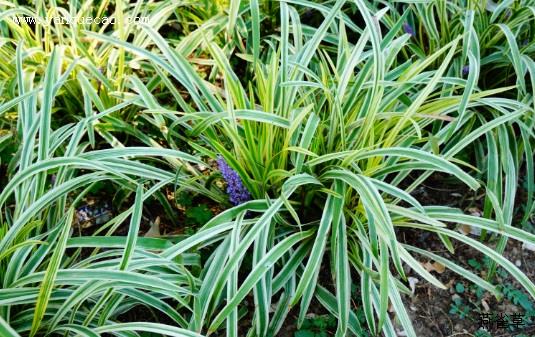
[467,207,482,217]
[144,216,161,238]
[458,224,481,236]
[459,224,471,235]
[445,278,456,289]
[433,261,445,273]
[481,299,490,312]
[423,261,446,274]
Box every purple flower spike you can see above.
[217,156,251,206]
[462,65,470,76]
[403,23,415,37]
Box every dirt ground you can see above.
[398,174,535,337]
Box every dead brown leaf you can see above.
[423,261,446,274]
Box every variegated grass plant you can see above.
[0,0,234,149]
[85,1,535,337]
[0,0,534,337]
[0,42,222,336]
[375,0,535,229]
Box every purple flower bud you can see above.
[403,23,415,37]
[217,156,251,206]
[462,65,470,76]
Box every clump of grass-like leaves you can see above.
[0,1,534,337]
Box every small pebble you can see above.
[408,277,419,296]
[515,259,521,267]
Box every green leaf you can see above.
[186,205,214,226]
[0,317,21,337]
[30,209,73,337]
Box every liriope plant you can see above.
[0,1,534,337]
[0,0,232,128]
[0,41,217,337]
[85,1,535,337]
[373,0,535,229]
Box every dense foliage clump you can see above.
[0,1,533,337]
